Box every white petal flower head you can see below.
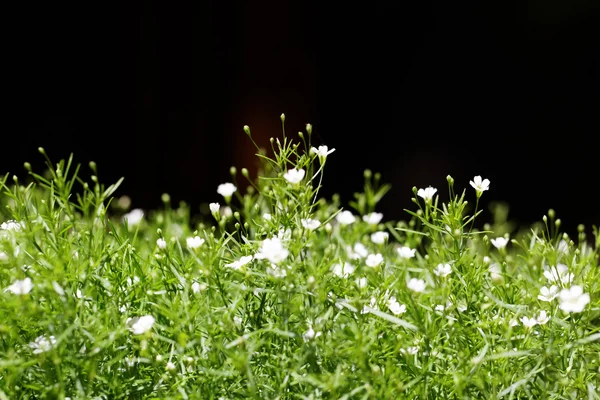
[255,237,289,264]
[538,285,559,302]
[122,208,144,227]
[29,334,56,354]
[186,236,205,250]
[191,281,202,293]
[400,346,419,355]
[491,236,509,249]
[283,168,305,184]
[489,263,504,283]
[303,326,322,342]
[5,277,33,295]
[225,255,254,270]
[348,242,369,259]
[469,175,490,194]
[543,263,574,285]
[336,210,356,225]
[387,296,406,315]
[217,182,237,198]
[407,278,426,293]
[262,213,272,221]
[417,186,437,202]
[362,212,383,225]
[366,253,384,268]
[397,246,416,259]
[126,315,156,335]
[266,264,287,278]
[209,202,220,214]
[520,316,538,329]
[536,310,550,325]
[310,145,336,160]
[1,220,22,231]
[434,263,452,277]
[156,238,167,249]
[301,218,321,230]
[355,277,368,289]
[370,231,389,244]
[331,262,355,278]
[558,285,590,313]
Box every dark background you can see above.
[3,1,599,238]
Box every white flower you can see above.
[301,218,321,230]
[489,263,503,283]
[407,278,426,293]
[263,213,272,221]
[0,252,8,262]
[217,182,237,198]
[520,316,537,329]
[557,239,569,254]
[283,168,305,184]
[365,253,383,268]
[126,315,156,334]
[191,282,202,293]
[209,202,220,214]
[5,277,33,295]
[221,206,233,218]
[166,361,176,371]
[303,326,322,342]
[266,264,287,278]
[52,281,65,296]
[491,236,509,249]
[310,145,335,160]
[186,236,205,249]
[387,296,406,315]
[558,285,590,313]
[29,335,56,354]
[361,297,378,314]
[362,212,383,225]
[336,210,356,225]
[255,237,289,264]
[370,231,388,244]
[355,277,368,289]
[538,285,559,302]
[1,220,22,231]
[469,176,490,194]
[434,304,445,312]
[397,246,416,259]
[434,263,452,277]
[536,310,550,325]
[543,264,574,285]
[225,255,253,270]
[348,242,368,259]
[122,209,144,226]
[417,187,437,202]
[400,346,419,355]
[331,262,355,278]
[156,238,167,249]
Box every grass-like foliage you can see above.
[1,117,599,399]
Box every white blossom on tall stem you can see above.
[29,335,56,354]
[0,220,22,231]
[156,238,167,249]
[362,212,383,225]
[491,236,509,250]
[336,211,356,225]
[469,176,490,197]
[186,236,205,250]
[407,278,426,293]
[397,246,416,259]
[283,168,305,184]
[217,183,237,202]
[122,209,144,227]
[365,253,383,268]
[254,237,289,264]
[225,255,254,270]
[558,285,590,313]
[310,145,335,163]
[538,285,559,302]
[417,186,437,202]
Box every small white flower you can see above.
[520,316,538,329]
[387,296,406,315]
[489,263,503,283]
[336,210,356,225]
[225,255,254,270]
[558,285,590,313]
[263,213,272,221]
[156,238,167,249]
[191,282,202,293]
[434,263,452,277]
[365,253,384,268]
[122,209,144,226]
[126,315,156,334]
[355,277,368,289]
[301,218,321,230]
[221,206,233,218]
[362,212,383,225]
[331,262,355,278]
[400,346,419,355]
[310,145,335,160]
[509,319,519,327]
[303,326,322,342]
[186,236,205,249]
[348,242,368,259]
[397,246,416,259]
[407,278,426,293]
[361,297,378,314]
[536,310,550,325]
[538,285,559,302]
[266,264,287,278]
[283,168,305,184]
[469,176,490,194]
[557,239,569,254]
[491,236,509,249]
[543,264,573,285]
[417,187,437,202]
[434,304,445,312]
[29,335,56,354]
[233,315,243,327]
[209,202,220,213]
[52,281,65,296]
[217,182,237,198]
[370,231,389,244]
[5,277,33,295]
[166,361,176,371]
[0,220,22,231]
[255,237,289,264]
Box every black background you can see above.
[3,1,599,238]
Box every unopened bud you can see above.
[243,125,251,136]
[305,123,312,135]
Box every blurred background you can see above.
[3,1,599,238]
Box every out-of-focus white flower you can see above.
[363,212,383,225]
[5,277,33,295]
[365,253,383,268]
[283,168,305,184]
[254,237,289,264]
[122,209,144,227]
[558,285,590,313]
[126,315,155,335]
[186,236,205,249]
[348,243,368,259]
[387,296,406,315]
[225,255,254,270]
[217,183,237,198]
[331,262,355,278]
[536,310,550,325]
[407,278,426,293]
[434,263,452,277]
[491,237,509,249]
[355,277,368,289]
[336,211,356,225]
[29,335,56,354]
[543,264,574,285]
[301,218,321,230]
[397,246,416,259]
[156,238,167,249]
[370,231,388,244]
